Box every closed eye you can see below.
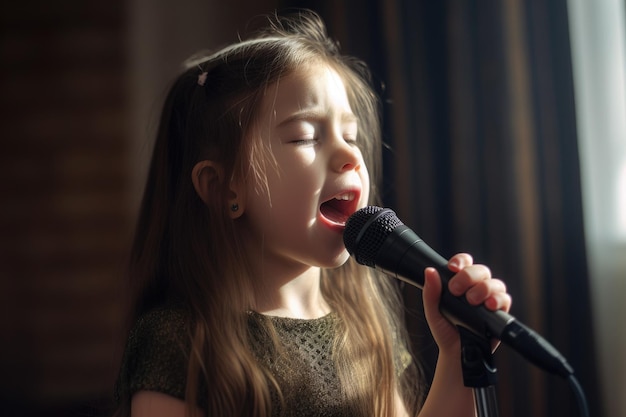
[343,121,358,145]
[290,138,318,146]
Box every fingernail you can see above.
[467,292,479,304]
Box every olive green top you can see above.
[115,307,411,416]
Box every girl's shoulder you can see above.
[124,305,191,367]
[115,306,191,404]
[132,306,188,341]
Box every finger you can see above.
[484,292,512,312]
[448,264,492,296]
[423,267,462,349]
[423,267,454,325]
[448,253,473,272]
[463,277,507,305]
[422,267,442,312]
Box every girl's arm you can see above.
[132,391,205,417]
[416,254,511,417]
[416,349,476,417]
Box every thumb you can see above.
[423,267,461,352]
[422,267,443,322]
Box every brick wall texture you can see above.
[0,2,132,415]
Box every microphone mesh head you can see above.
[343,206,404,266]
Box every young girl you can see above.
[114,10,511,417]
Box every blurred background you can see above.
[1,0,624,416]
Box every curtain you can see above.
[280,1,603,416]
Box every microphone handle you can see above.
[375,225,574,377]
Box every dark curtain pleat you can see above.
[279,1,601,416]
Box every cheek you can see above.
[274,153,322,197]
[246,159,317,215]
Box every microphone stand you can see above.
[458,327,500,417]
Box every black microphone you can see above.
[343,206,574,378]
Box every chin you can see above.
[325,250,351,269]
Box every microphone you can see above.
[343,206,574,378]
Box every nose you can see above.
[331,138,362,173]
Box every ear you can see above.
[191,160,246,219]
[192,160,223,206]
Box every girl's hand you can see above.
[422,253,512,355]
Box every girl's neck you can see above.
[251,265,331,320]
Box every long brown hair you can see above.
[122,10,423,417]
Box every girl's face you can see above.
[240,63,370,272]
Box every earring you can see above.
[230,203,239,212]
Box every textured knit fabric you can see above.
[246,310,345,416]
[114,307,411,416]
[115,308,190,403]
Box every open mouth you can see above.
[320,192,358,226]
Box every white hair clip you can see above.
[197,71,208,86]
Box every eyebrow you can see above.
[276,110,358,128]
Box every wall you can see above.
[0,3,130,415]
[567,1,626,416]
[0,1,276,415]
